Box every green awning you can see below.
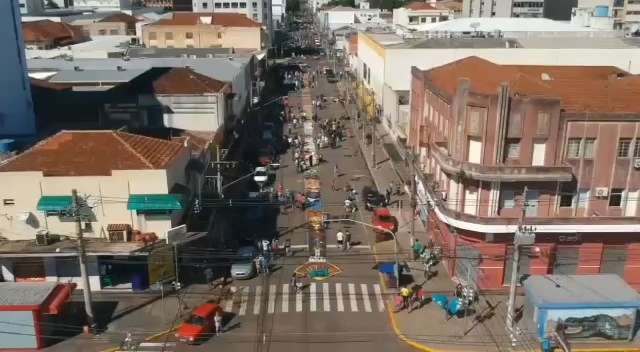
[37,196,73,211]
[127,194,183,211]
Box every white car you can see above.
[254,167,269,184]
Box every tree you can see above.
[286,0,301,13]
[327,0,356,7]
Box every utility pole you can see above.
[371,121,376,168]
[209,146,236,198]
[72,189,95,333]
[409,151,417,259]
[506,186,535,347]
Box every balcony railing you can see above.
[431,144,573,182]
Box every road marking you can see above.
[348,283,358,312]
[223,286,235,312]
[361,284,372,312]
[373,284,385,312]
[296,285,303,312]
[268,284,277,314]
[282,284,289,313]
[253,285,262,315]
[335,283,344,312]
[310,283,317,312]
[239,287,249,316]
[322,283,330,312]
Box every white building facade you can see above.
[272,0,286,29]
[392,2,453,29]
[0,0,36,136]
[18,0,44,15]
[319,6,383,31]
[463,0,544,17]
[192,0,273,35]
[72,0,136,12]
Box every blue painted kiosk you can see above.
[523,274,640,343]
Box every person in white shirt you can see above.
[336,230,344,248]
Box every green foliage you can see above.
[327,0,356,7]
[369,0,409,10]
[286,0,301,13]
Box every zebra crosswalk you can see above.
[221,283,386,315]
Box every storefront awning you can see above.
[127,194,183,211]
[42,283,76,315]
[37,196,73,211]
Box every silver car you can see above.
[230,246,257,280]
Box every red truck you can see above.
[372,208,398,241]
[175,303,223,344]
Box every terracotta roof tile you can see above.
[152,67,229,94]
[153,12,261,27]
[423,56,638,113]
[405,1,438,10]
[99,13,139,24]
[0,131,186,176]
[22,20,85,44]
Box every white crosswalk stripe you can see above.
[239,287,249,316]
[253,285,262,315]
[268,284,277,314]
[335,283,345,312]
[310,283,317,312]
[282,284,289,313]
[373,284,385,312]
[348,283,358,312]
[322,283,330,312]
[361,284,372,312]
[227,283,386,315]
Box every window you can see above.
[202,1,208,8]
[617,138,631,157]
[408,16,419,24]
[252,1,257,7]
[98,29,107,35]
[217,32,222,39]
[84,222,93,232]
[566,138,581,158]
[559,184,574,208]
[223,2,230,7]
[501,190,515,209]
[186,32,193,39]
[263,1,267,6]
[109,29,118,35]
[577,189,590,209]
[431,17,437,23]
[505,139,520,159]
[165,32,173,40]
[253,13,258,20]
[634,139,640,158]
[609,188,624,207]
[583,138,595,158]
[148,32,157,40]
[2,199,15,206]
[231,2,238,7]
[215,2,221,7]
[240,2,246,7]
[420,17,427,23]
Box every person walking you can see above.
[204,266,214,288]
[385,188,392,205]
[344,230,352,250]
[214,311,223,336]
[400,286,411,310]
[336,230,344,249]
[254,256,263,275]
[290,273,298,290]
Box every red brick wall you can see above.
[624,243,640,290]
[576,243,603,274]
[529,243,554,275]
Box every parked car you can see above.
[230,246,258,279]
[254,166,269,184]
[175,303,223,344]
[365,191,387,211]
[372,208,398,241]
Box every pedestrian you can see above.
[262,239,271,254]
[344,230,352,250]
[290,273,298,289]
[385,188,392,205]
[400,286,411,310]
[308,154,314,167]
[395,181,402,196]
[272,238,280,253]
[334,163,339,178]
[204,266,214,288]
[412,239,424,259]
[336,230,344,249]
[214,311,223,336]
[254,256,262,274]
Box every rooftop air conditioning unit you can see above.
[595,187,609,198]
[35,230,59,246]
[634,158,640,169]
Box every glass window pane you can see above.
[617,139,631,158]
[583,138,595,158]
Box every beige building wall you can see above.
[84,22,128,36]
[142,24,262,49]
[0,149,191,241]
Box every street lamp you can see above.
[324,218,400,288]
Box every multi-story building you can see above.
[191,0,273,36]
[624,0,640,29]
[463,0,545,17]
[0,130,208,290]
[142,0,193,9]
[0,0,36,136]
[319,6,384,31]
[408,56,640,290]
[72,0,138,12]
[392,1,454,30]
[272,0,286,29]
[141,12,264,50]
[18,0,44,15]
[81,12,139,36]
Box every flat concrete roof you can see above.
[389,37,518,49]
[413,17,605,32]
[524,274,640,308]
[0,282,58,307]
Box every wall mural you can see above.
[544,308,635,341]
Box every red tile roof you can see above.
[152,68,229,94]
[423,56,638,113]
[99,13,139,24]
[153,12,261,27]
[405,1,438,10]
[22,20,85,44]
[0,131,186,176]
